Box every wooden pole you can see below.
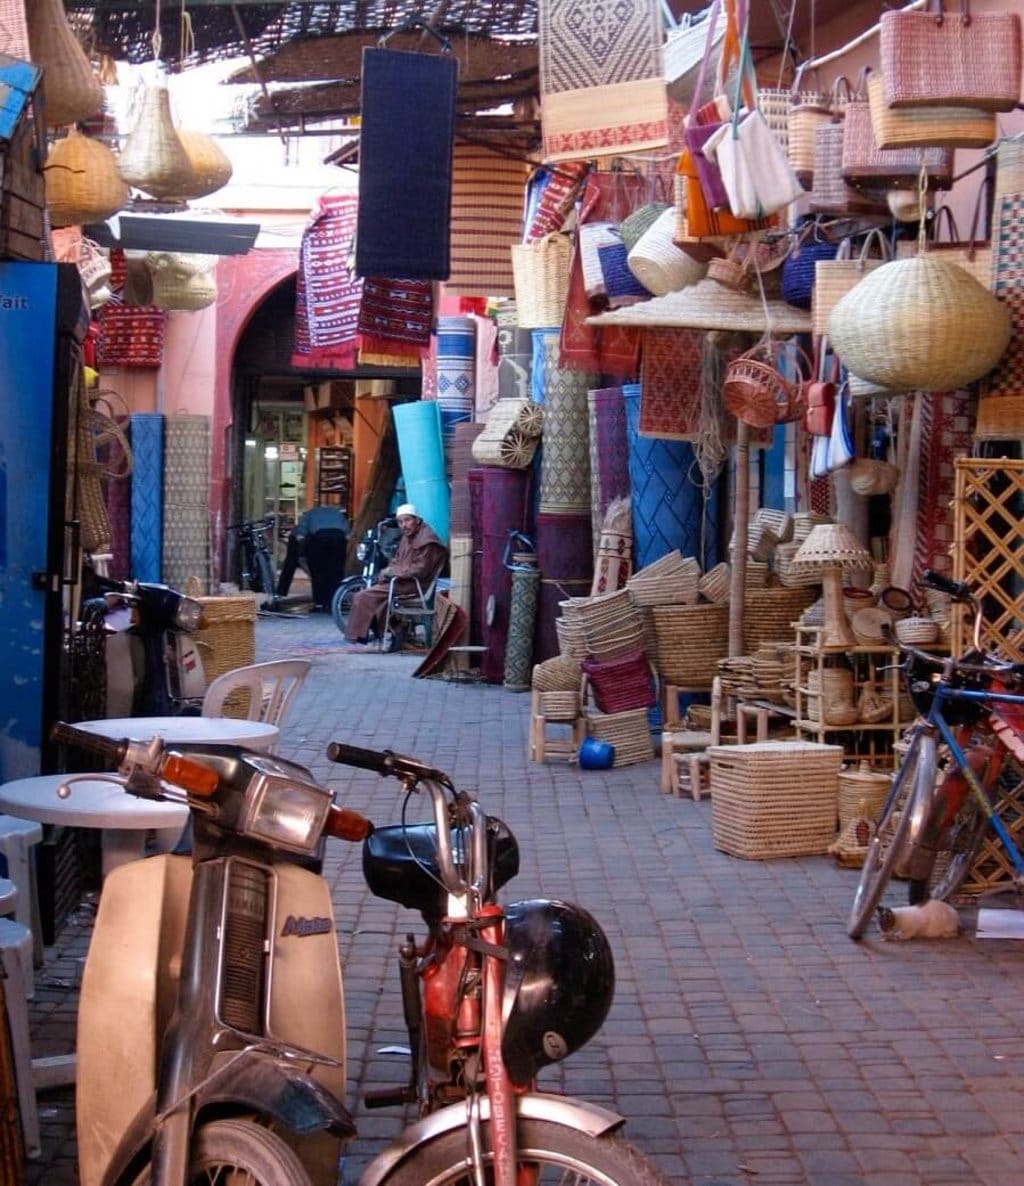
[728,419,750,657]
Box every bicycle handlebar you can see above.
[51,722,129,765]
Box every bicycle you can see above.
[330,515,401,635]
[848,570,1024,939]
[227,516,277,607]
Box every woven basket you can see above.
[828,257,1012,392]
[708,741,844,859]
[538,690,581,721]
[532,655,581,692]
[510,233,572,328]
[26,0,104,127]
[45,130,130,227]
[743,586,816,652]
[851,606,894,646]
[585,707,655,767]
[193,594,258,688]
[698,561,730,603]
[788,95,832,186]
[118,83,196,200]
[837,762,892,829]
[879,586,915,620]
[842,587,875,619]
[722,341,802,429]
[652,603,729,687]
[894,616,939,645]
[627,207,707,297]
[753,507,793,544]
[148,253,218,311]
[620,201,669,251]
[707,254,751,293]
[812,228,893,337]
[774,542,821,589]
[866,72,995,150]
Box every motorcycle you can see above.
[80,577,206,717]
[53,722,670,1186]
[331,516,401,637]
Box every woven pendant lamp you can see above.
[168,129,233,200]
[26,0,104,127]
[118,82,195,200]
[45,129,129,227]
[828,256,1011,392]
[791,523,873,650]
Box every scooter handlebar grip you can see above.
[50,722,128,765]
[326,741,392,774]
[922,569,972,603]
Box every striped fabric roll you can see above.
[447,145,529,297]
[436,316,477,466]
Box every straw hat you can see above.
[586,276,813,333]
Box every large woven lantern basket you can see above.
[165,129,233,201]
[828,256,1011,392]
[118,82,195,200]
[45,129,129,227]
[26,0,104,127]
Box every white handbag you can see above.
[825,384,855,472]
[704,110,803,220]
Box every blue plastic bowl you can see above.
[578,737,615,770]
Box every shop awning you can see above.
[85,213,261,256]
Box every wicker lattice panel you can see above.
[952,457,1024,658]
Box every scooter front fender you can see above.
[357,1092,626,1186]
[99,1060,356,1186]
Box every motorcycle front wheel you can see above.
[130,1118,311,1185]
[375,1118,671,1186]
[331,575,369,634]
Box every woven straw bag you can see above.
[26,0,104,127]
[118,83,196,200]
[786,69,843,188]
[866,71,995,150]
[812,228,894,338]
[723,340,807,428]
[828,256,1012,392]
[147,253,218,311]
[879,4,1022,112]
[809,119,889,218]
[895,197,993,290]
[45,129,130,227]
[627,207,707,296]
[841,79,954,191]
[510,233,572,328]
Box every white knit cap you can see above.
[395,503,418,519]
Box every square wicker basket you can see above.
[193,594,258,688]
[707,741,843,859]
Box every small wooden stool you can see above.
[529,689,584,763]
[659,677,722,800]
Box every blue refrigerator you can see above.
[0,262,87,782]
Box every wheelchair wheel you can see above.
[331,576,369,634]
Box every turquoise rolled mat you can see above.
[392,400,450,544]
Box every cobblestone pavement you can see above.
[22,609,1024,1184]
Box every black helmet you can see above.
[501,899,615,1087]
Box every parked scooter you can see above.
[80,577,206,716]
[53,723,670,1186]
[330,515,401,636]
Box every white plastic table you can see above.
[0,776,190,878]
[74,715,279,752]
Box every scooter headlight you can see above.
[174,596,204,632]
[239,763,333,854]
[356,540,369,562]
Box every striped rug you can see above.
[162,414,210,591]
[447,145,530,298]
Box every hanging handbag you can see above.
[825,383,855,472]
[780,218,841,310]
[841,70,954,192]
[879,0,1022,112]
[812,227,894,337]
[803,340,838,436]
[866,70,995,150]
[895,183,993,289]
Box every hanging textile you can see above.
[357,276,433,360]
[638,328,705,439]
[539,0,669,162]
[162,414,210,591]
[356,47,458,279]
[96,250,166,370]
[292,193,361,369]
[448,145,530,297]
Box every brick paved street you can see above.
[22,609,1024,1184]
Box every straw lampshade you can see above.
[118,83,195,200]
[791,523,873,649]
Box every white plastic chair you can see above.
[201,659,311,731]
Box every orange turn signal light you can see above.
[323,805,374,842]
[161,754,219,798]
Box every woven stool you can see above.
[660,677,723,799]
[529,689,584,763]
[0,817,43,966]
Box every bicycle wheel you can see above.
[331,576,368,634]
[916,791,989,904]
[254,551,276,601]
[848,727,937,939]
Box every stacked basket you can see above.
[584,706,655,767]
[576,588,645,661]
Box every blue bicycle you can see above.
[848,571,1024,939]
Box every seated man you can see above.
[344,503,447,650]
[277,504,350,610]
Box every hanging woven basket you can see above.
[166,129,233,200]
[45,129,129,227]
[828,256,1011,392]
[118,82,195,200]
[26,0,104,127]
